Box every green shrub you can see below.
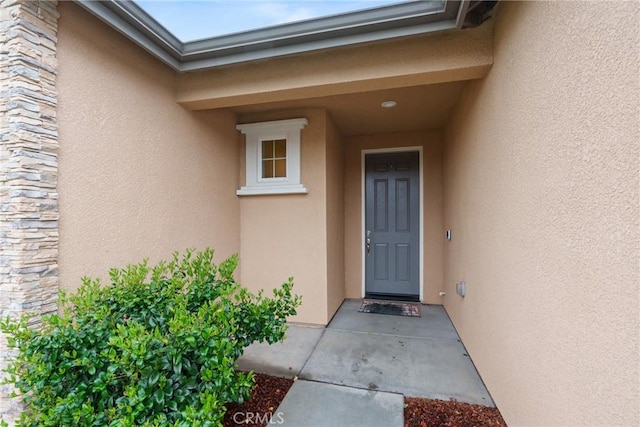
[1,248,301,426]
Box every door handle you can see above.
[366,230,371,255]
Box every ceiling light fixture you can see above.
[381,100,397,108]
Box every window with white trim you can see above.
[261,139,287,179]
[236,118,308,196]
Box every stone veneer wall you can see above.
[0,0,59,423]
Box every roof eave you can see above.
[76,0,471,72]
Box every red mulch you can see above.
[222,372,507,427]
[404,397,507,427]
[223,373,293,427]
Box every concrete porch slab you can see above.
[271,380,404,427]
[237,325,324,379]
[329,299,459,340]
[299,328,493,405]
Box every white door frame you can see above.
[361,146,424,301]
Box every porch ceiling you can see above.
[233,81,467,136]
[177,20,492,137]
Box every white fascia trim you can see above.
[236,118,308,134]
[236,185,309,196]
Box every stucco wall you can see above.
[325,114,345,320]
[344,131,444,303]
[57,2,240,291]
[176,24,493,110]
[443,2,639,425]
[236,109,330,325]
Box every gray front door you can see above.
[365,152,420,299]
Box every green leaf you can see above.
[148,371,160,387]
[154,388,165,405]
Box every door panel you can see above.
[395,244,410,282]
[395,179,410,231]
[374,179,388,231]
[374,244,388,280]
[365,152,419,299]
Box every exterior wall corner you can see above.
[0,0,60,423]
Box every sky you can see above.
[135,0,405,42]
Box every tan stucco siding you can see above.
[237,109,330,325]
[325,113,345,321]
[344,131,444,303]
[176,24,493,110]
[443,2,639,426]
[57,3,240,292]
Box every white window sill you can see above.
[236,184,308,196]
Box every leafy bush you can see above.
[1,249,301,426]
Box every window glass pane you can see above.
[274,159,286,178]
[262,160,274,178]
[274,139,286,158]
[261,138,287,178]
[262,140,273,159]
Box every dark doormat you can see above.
[358,300,421,317]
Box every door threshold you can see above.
[365,293,420,303]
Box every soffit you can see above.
[234,81,467,136]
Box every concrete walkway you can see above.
[237,299,493,426]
